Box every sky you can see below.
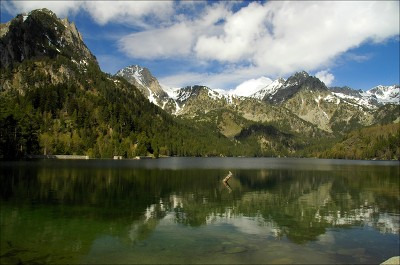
[1,0,399,92]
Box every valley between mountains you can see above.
[1,9,399,160]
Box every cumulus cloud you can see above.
[3,1,398,89]
[250,1,399,75]
[118,2,231,60]
[194,2,268,62]
[119,23,194,59]
[315,70,335,86]
[2,0,83,17]
[116,1,398,87]
[230,77,273,97]
[83,1,173,27]
[158,65,268,90]
[2,0,173,28]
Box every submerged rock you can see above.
[381,256,400,265]
[224,246,247,254]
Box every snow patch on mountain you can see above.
[160,83,180,100]
[324,94,340,105]
[366,85,399,104]
[117,65,399,119]
[250,78,286,100]
[133,67,145,86]
[332,92,377,109]
[329,85,399,109]
[116,65,145,86]
[147,87,158,106]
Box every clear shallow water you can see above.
[0,158,399,264]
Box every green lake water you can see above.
[0,158,399,264]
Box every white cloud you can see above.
[230,77,273,97]
[117,1,231,60]
[2,0,83,17]
[2,1,173,28]
[83,1,173,27]
[119,22,194,59]
[250,1,399,75]
[315,70,335,86]
[117,1,399,88]
[3,1,398,89]
[343,53,372,63]
[194,2,268,62]
[158,65,267,90]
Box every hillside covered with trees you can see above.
[319,123,400,160]
[0,9,399,160]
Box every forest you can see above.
[0,57,260,159]
[0,55,399,160]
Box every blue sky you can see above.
[1,1,399,91]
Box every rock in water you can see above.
[381,256,400,265]
[224,246,247,254]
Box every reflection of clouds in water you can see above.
[376,213,400,234]
[317,232,335,245]
[317,207,399,234]
[170,194,184,208]
[145,204,156,221]
[128,192,399,244]
[206,212,278,238]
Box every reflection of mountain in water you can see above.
[1,162,398,246]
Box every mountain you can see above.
[329,86,378,109]
[0,8,96,68]
[264,71,327,104]
[320,123,400,160]
[115,65,178,113]
[250,78,285,100]
[117,65,399,135]
[1,8,398,160]
[0,9,246,159]
[366,85,399,105]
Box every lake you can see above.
[0,158,399,264]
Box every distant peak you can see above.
[28,8,57,17]
[118,65,152,75]
[294,71,310,78]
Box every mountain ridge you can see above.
[115,65,399,112]
[0,9,252,159]
[116,64,399,134]
[1,8,399,160]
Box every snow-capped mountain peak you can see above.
[366,85,399,104]
[116,65,171,107]
[116,65,147,87]
[250,78,286,100]
[116,64,399,120]
[328,84,399,109]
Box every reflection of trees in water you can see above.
[1,164,399,245]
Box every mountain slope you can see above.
[116,64,399,156]
[366,85,399,105]
[0,8,96,68]
[320,123,400,160]
[2,8,398,160]
[117,65,399,135]
[115,65,176,110]
[0,9,244,159]
[250,78,285,100]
